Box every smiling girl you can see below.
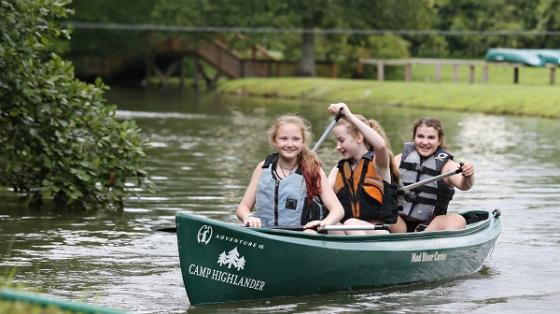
[394,118,475,232]
[327,103,405,234]
[236,114,344,230]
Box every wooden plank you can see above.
[360,58,486,66]
[405,63,412,82]
[377,61,385,81]
[452,64,459,82]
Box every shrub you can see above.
[0,0,152,209]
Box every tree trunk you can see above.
[297,29,316,76]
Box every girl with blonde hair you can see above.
[236,114,344,230]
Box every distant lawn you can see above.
[218,77,560,118]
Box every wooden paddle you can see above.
[311,108,344,152]
[154,227,177,233]
[318,224,389,232]
[398,163,464,192]
[156,224,390,233]
[155,225,316,233]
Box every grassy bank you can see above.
[218,78,560,118]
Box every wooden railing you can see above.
[196,40,243,78]
[197,40,337,78]
[359,58,558,85]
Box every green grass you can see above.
[218,77,560,118]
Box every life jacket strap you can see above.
[413,195,438,206]
[400,161,440,176]
[262,153,278,169]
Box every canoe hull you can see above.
[176,210,501,305]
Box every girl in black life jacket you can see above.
[236,114,344,231]
[394,117,475,232]
[327,103,407,234]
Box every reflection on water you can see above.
[1,87,560,313]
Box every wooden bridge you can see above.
[71,38,337,89]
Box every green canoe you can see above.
[176,209,501,305]
[0,288,125,314]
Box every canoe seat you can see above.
[462,211,489,225]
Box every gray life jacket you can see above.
[255,153,308,227]
[398,142,455,222]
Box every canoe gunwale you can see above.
[177,209,495,243]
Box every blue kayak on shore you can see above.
[485,48,560,67]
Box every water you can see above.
[1,87,560,313]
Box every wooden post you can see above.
[405,63,412,82]
[468,65,475,84]
[452,64,459,83]
[144,59,153,87]
[482,64,489,83]
[192,57,200,90]
[435,63,441,82]
[252,46,257,60]
[549,66,556,85]
[513,66,519,84]
[179,57,185,91]
[377,61,385,81]
[355,62,364,78]
[330,63,337,78]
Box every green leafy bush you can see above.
[0,0,151,209]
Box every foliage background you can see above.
[66,0,560,78]
[0,0,151,209]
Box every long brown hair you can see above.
[268,115,322,199]
[338,115,400,184]
[412,117,447,149]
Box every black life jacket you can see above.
[335,151,398,223]
[398,143,455,222]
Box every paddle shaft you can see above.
[265,224,389,232]
[155,225,311,233]
[311,109,343,152]
[319,224,389,231]
[399,167,463,192]
[156,224,390,233]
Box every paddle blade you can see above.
[154,227,177,233]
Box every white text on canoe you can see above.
[188,264,266,291]
[213,233,265,250]
[410,251,447,263]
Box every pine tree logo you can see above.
[217,247,246,271]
